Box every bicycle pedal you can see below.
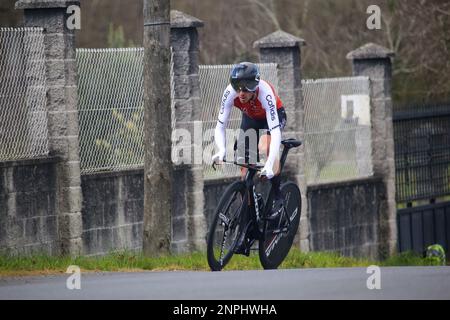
[234,245,251,256]
[234,235,255,256]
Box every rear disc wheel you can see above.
[259,181,301,270]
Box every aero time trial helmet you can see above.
[230,62,260,92]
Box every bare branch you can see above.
[246,0,281,30]
[435,7,450,16]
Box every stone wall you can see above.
[308,177,386,259]
[81,170,144,256]
[0,158,58,255]
[203,178,237,229]
[81,168,214,256]
[0,160,392,260]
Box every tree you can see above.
[142,0,172,255]
[383,0,450,104]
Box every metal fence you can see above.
[0,28,48,161]
[302,76,373,184]
[199,63,279,180]
[397,201,450,254]
[77,48,145,173]
[394,103,450,203]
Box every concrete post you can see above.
[16,0,83,255]
[170,10,206,253]
[254,31,309,252]
[347,43,397,258]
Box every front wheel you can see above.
[207,181,247,271]
[259,181,301,270]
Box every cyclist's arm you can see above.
[214,85,236,152]
[259,80,282,170]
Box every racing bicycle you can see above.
[207,138,302,271]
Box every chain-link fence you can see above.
[77,47,177,174]
[77,48,144,173]
[76,49,371,184]
[302,76,373,184]
[0,28,48,161]
[199,63,279,180]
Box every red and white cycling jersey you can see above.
[214,79,283,175]
[233,81,283,120]
[217,79,283,130]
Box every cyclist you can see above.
[211,61,287,220]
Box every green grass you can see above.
[0,248,445,276]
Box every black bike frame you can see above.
[241,144,292,240]
[246,144,290,205]
[213,139,298,242]
[241,169,263,240]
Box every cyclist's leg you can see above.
[236,113,263,179]
[233,140,247,179]
[260,107,287,219]
[258,135,281,175]
[240,167,247,180]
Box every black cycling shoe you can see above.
[233,238,252,256]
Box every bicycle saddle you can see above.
[281,138,302,149]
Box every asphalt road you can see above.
[0,267,449,300]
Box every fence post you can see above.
[254,31,309,252]
[170,10,206,252]
[16,0,83,256]
[347,43,397,258]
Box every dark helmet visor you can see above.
[230,78,258,92]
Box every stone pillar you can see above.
[170,10,206,253]
[347,43,397,258]
[355,123,372,176]
[16,0,83,256]
[254,31,309,252]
